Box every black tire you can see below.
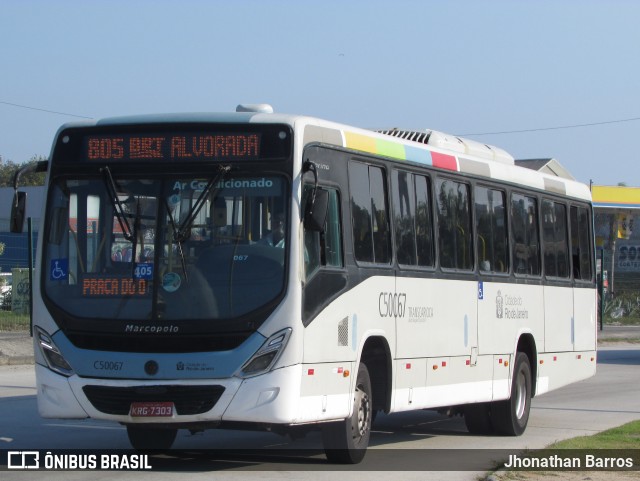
[463,402,494,435]
[371,409,379,426]
[492,352,532,436]
[322,363,372,464]
[126,425,177,450]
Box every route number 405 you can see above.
[133,264,153,280]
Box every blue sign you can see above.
[133,263,153,280]
[50,259,68,281]
[478,281,484,300]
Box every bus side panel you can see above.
[298,361,355,422]
[477,282,544,356]
[393,355,495,412]
[393,278,499,411]
[536,351,596,395]
[393,358,427,411]
[395,278,476,359]
[302,276,395,364]
[544,285,574,352]
[302,276,395,420]
[573,286,597,351]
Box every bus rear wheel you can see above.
[126,425,177,450]
[492,352,532,436]
[463,402,494,435]
[322,363,372,464]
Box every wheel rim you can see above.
[514,368,527,420]
[353,384,371,439]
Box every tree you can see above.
[0,155,47,187]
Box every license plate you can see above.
[130,401,174,417]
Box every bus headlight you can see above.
[238,328,292,378]
[36,327,74,377]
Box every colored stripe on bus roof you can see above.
[344,131,458,172]
[431,151,458,171]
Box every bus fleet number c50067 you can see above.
[379,292,407,318]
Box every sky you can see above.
[1,0,640,187]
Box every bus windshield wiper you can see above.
[174,165,231,243]
[164,196,189,283]
[101,166,134,242]
[130,199,143,276]
[165,165,230,282]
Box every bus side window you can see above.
[436,178,473,270]
[349,162,373,263]
[304,187,343,279]
[369,166,391,264]
[511,194,540,276]
[393,170,417,266]
[349,162,390,264]
[475,186,508,273]
[392,171,435,268]
[414,175,435,267]
[570,205,593,281]
[542,199,569,278]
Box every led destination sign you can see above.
[85,133,261,162]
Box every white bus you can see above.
[11,105,596,463]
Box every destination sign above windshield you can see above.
[85,133,261,162]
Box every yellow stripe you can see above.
[344,131,376,154]
[592,185,640,205]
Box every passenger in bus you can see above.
[209,197,231,244]
[260,212,285,247]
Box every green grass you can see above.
[598,337,640,344]
[0,312,30,331]
[546,420,640,450]
[484,421,640,479]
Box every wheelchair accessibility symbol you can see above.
[50,259,68,281]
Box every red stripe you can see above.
[431,152,457,171]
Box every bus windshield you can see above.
[42,172,288,323]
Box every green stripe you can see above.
[376,138,406,160]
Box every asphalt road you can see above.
[0,345,639,480]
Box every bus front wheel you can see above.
[322,363,372,464]
[126,425,177,450]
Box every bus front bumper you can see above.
[36,362,314,426]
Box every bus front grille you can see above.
[82,385,226,415]
[66,332,251,353]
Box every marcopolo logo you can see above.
[124,324,179,334]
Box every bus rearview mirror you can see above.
[10,191,27,233]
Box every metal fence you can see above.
[599,247,640,326]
